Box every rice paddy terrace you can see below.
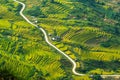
[0,0,120,80]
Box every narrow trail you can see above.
[13,0,120,77]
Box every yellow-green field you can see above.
[0,0,120,80]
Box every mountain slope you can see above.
[0,0,120,80]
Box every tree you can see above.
[26,6,42,17]
[8,19,14,29]
[50,0,54,3]
[0,0,8,4]
[0,70,17,80]
[92,73,103,80]
[59,72,73,80]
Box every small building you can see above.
[52,37,56,41]
[51,36,61,41]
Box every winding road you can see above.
[13,0,84,76]
[13,0,120,78]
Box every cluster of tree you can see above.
[0,70,17,80]
[0,0,9,4]
[25,6,46,18]
[101,36,120,47]
[50,0,54,3]
[91,73,103,80]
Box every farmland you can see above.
[0,0,120,80]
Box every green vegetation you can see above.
[0,0,69,80]
[0,0,120,80]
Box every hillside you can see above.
[0,0,120,80]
